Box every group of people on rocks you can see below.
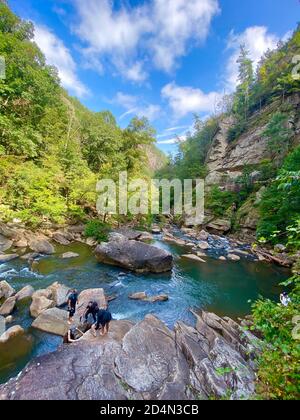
[64,289,112,344]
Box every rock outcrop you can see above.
[95,234,173,273]
[0,311,261,400]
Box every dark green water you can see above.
[0,236,289,385]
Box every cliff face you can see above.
[205,93,300,187]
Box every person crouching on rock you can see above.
[92,305,112,337]
[82,301,99,324]
[67,289,79,324]
[63,326,84,344]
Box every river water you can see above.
[0,233,289,384]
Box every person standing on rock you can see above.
[67,289,78,324]
[92,305,112,337]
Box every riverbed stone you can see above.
[0,281,15,300]
[228,254,241,261]
[182,254,206,263]
[0,297,16,316]
[30,295,54,318]
[0,254,19,264]
[129,292,147,300]
[95,235,173,273]
[15,285,34,302]
[206,218,231,234]
[129,292,169,303]
[32,308,69,336]
[28,236,54,255]
[0,235,13,252]
[47,282,70,307]
[61,252,79,259]
[198,241,210,250]
[0,325,24,344]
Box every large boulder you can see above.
[28,235,54,255]
[0,297,16,316]
[206,218,231,234]
[0,281,15,300]
[0,325,24,344]
[15,285,34,302]
[95,235,173,273]
[47,282,70,307]
[77,288,107,319]
[129,292,169,303]
[30,295,54,318]
[32,308,69,336]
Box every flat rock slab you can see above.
[181,254,206,263]
[32,308,69,336]
[15,285,34,302]
[61,252,79,259]
[0,254,19,264]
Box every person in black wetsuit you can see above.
[83,301,99,323]
[92,306,112,337]
[67,289,78,324]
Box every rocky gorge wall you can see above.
[205,93,300,187]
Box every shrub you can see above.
[84,220,110,242]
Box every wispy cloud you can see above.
[161,82,222,119]
[34,24,88,97]
[115,92,161,122]
[71,0,220,82]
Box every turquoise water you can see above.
[0,236,289,384]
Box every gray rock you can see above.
[129,292,169,303]
[228,254,241,261]
[32,308,69,336]
[15,285,34,302]
[206,218,231,234]
[114,315,189,399]
[0,254,19,264]
[274,244,287,253]
[181,254,206,263]
[20,252,40,261]
[0,311,260,401]
[198,241,210,250]
[30,295,54,318]
[0,281,15,299]
[47,282,70,307]
[0,297,16,316]
[95,235,173,273]
[0,325,24,344]
[61,252,79,259]
[28,236,54,255]
[52,232,71,246]
[0,235,13,252]
[129,292,147,300]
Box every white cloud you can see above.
[157,134,188,145]
[225,26,279,90]
[34,24,88,97]
[162,82,222,119]
[115,92,161,122]
[150,0,220,72]
[72,0,219,81]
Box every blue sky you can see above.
[8,0,300,154]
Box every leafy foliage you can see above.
[84,220,110,243]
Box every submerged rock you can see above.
[95,235,173,273]
[129,292,169,303]
[0,311,260,400]
[61,252,79,259]
[181,254,206,263]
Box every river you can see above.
[0,232,289,384]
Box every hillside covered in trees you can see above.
[0,2,164,227]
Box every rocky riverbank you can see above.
[0,308,262,400]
